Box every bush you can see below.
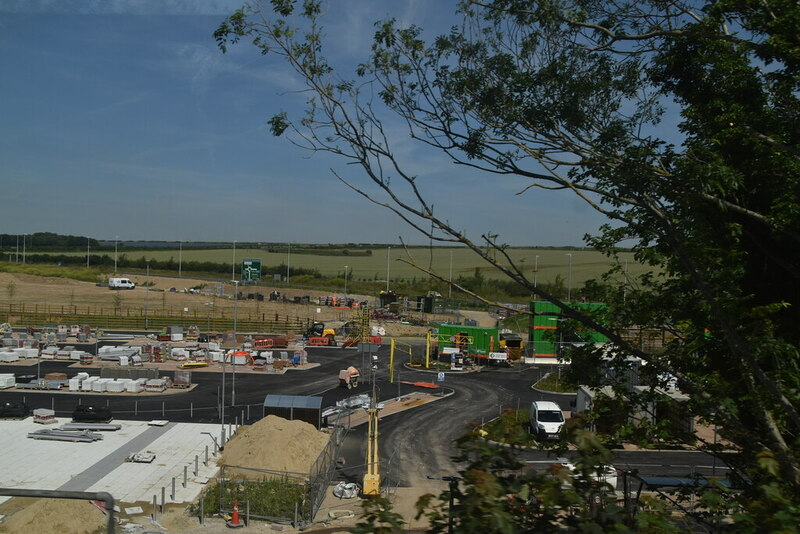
[191,477,306,520]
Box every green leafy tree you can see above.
[216,0,800,529]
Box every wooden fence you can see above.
[0,303,313,334]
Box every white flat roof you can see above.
[0,418,222,505]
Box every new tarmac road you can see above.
[0,343,731,488]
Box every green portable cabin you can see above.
[529,301,609,358]
[435,323,500,361]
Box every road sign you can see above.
[241,258,261,282]
[437,372,445,382]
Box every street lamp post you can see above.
[114,236,118,274]
[448,250,453,299]
[549,317,566,384]
[231,241,236,282]
[565,253,573,302]
[232,280,239,407]
[623,260,629,304]
[221,349,226,446]
[534,254,539,292]
[205,302,214,334]
[178,241,182,278]
[386,246,390,293]
[145,261,150,330]
[344,265,349,301]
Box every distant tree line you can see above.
[0,232,99,251]
[19,254,323,279]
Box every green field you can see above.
[47,246,649,287]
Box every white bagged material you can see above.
[0,374,16,388]
[106,381,125,393]
[0,352,18,362]
[92,378,112,392]
[81,376,98,391]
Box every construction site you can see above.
[0,270,510,533]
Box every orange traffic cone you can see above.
[226,499,243,529]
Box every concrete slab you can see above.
[0,417,222,506]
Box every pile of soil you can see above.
[0,498,106,533]
[218,415,330,478]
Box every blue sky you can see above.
[0,0,612,246]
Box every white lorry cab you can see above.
[530,401,565,441]
[108,277,136,290]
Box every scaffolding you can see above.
[343,306,371,346]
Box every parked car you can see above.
[530,400,565,441]
[0,401,30,419]
[72,404,113,423]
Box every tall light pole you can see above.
[232,280,239,407]
[144,261,150,330]
[178,241,182,278]
[221,343,226,446]
[286,243,290,283]
[86,238,90,267]
[534,254,540,293]
[344,265,349,301]
[448,250,453,298]
[386,246,391,293]
[205,302,214,334]
[565,253,573,302]
[623,260,629,304]
[231,241,236,282]
[114,236,119,274]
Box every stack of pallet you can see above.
[33,408,57,425]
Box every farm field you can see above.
[42,246,652,288]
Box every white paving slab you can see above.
[0,418,223,506]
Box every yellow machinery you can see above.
[362,332,381,496]
[363,397,381,495]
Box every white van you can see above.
[108,277,135,290]
[530,401,565,441]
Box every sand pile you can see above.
[218,415,330,478]
[0,498,106,534]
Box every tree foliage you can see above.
[216,0,800,529]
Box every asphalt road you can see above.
[0,345,733,488]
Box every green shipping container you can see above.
[529,301,609,358]
[436,323,500,358]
